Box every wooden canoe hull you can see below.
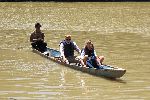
[32,48,126,78]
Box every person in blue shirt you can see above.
[80,40,104,68]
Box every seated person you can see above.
[59,35,81,64]
[80,40,104,68]
[30,23,47,53]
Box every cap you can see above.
[35,23,41,28]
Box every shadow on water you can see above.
[90,73,127,84]
[106,78,127,84]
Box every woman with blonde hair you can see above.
[80,40,104,68]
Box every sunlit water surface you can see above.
[0,2,150,100]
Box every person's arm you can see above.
[60,43,68,63]
[40,33,45,41]
[94,50,97,57]
[30,33,34,42]
[80,49,85,59]
[73,42,81,54]
[80,49,87,67]
[60,43,64,57]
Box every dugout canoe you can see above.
[32,47,126,79]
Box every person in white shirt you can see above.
[59,35,81,64]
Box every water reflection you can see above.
[59,69,66,88]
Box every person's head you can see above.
[35,23,41,29]
[65,35,71,44]
[85,40,94,50]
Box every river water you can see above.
[0,2,150,100]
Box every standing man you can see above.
[30,23,47,53]
[60,35,81,64]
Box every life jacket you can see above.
[60,40,75,57]
[84,46,95,57]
